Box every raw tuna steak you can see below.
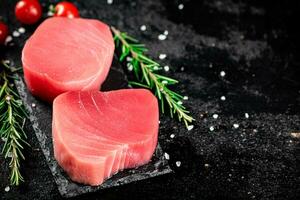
[22,17,115,102]
[52,89,159,186]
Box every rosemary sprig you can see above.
[111,27,194,128]
[0,61,28,186]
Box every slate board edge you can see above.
[14,75,173,198]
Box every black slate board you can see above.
[14,60,172,198]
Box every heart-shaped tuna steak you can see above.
[52,89,159,186]
[22,17,115,102]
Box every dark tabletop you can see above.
[1,0,299,199]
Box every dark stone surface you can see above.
[1,0,299,199]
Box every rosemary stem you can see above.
[111,27,194,128]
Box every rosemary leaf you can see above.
[111,27,194,128]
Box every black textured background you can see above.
[1,0,300,199]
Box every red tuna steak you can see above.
[52,89,159,186]
[22,17,115,102]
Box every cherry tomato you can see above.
[0,21,9,45]
[15,0,42,25]
[54,2,80,18]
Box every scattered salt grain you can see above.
[126,57,132,62]
[220,96,226,101]
[3,60,10,64]
[164,152,170,160]
[107,0,113,4]
[175,161,181,167]
[5,96,11,101]
[180,66,185,71]
[159,54,167,60]
[204,163,210,167]
[170,134,175,138]
[183,96,188,100]
[178,4,184,10]
[158,34,167,41]
[209,63,213,68]
[12,31,20,37]
[4,186,10,192]
[209,126,214,131]
[47,11,54,16]
[253,129,258,133]
[153,66,159,70]
[164,30,169,35]
[212,114,218,119]
[127,63,133,71]
[140,25,147,31]
[220,71,226,77]
[162,80,168,84]
[31,103,36,108]
[18,27,25,34]
[245,113,249,119]
[177,101,183,105]
[233,123,239,129]
[5,35,13,45]
[187,125,194,131]
[164,65,170,71]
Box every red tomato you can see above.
[54,1,80,18]
[15,0,42,25]
[0,21,9,45]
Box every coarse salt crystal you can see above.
[107,0,113,4]
[5,35,13,45]
[176,161,181,167]
[153,66,159,70]
[177,101,182,105]
[4,186,10,192]
[140,25,146,31]
[162,80,168,84]
[220,96,226,101]
[158,34,167,41]
[7,152,13,158]
[47,11,54,16]
[220,71,226,77]
[180,66,185,71]
[245,113,249,118]
[212,114,218,119]
[178,4,184,10]
[18,27,25,34]
[233,124,239,129]
[164,152,170,160]
[183,96,188,100]
[164,30,169,35]
[127,63,133,71]
[3,60,10,64]
[170,134,175,138]
[31,103,36,108]
[13,31,20,37]
[187,125,194,131]
[209,126,214,131]
[164,65,169,71]
[126,57,132,62]
[159,54,167,60]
